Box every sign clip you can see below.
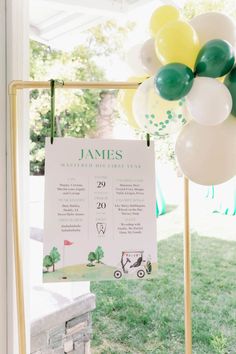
[146,133,150,147]
[49,79,64,144]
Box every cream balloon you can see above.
[175,116,236,186]
[140,38,162,75]
[126,43,148,75]
[190,12,236,48]
[132,76,188,136]
[186,77,232,126]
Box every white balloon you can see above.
[132,76,188,136]
[190,12,236,49]
[175,116,236,186]
[186,77,232,126]
[126,43,147,75]
[140,38,162,75]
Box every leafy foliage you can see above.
[87,246,105,266]
[87,251,97,267]
[183,0,236,20]
[43,255,53,272]
[42,247,61,273]
[50,247,61,263]
[30,41,103,174]
[95,246,105,263]
[30,21,134,175]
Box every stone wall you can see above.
[31,293,95,354]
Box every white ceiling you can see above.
[30,0,185,50]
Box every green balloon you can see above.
[195,39,235,78]
[154,63,194,101]
[224,65,236,117]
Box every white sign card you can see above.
[43,138,157,282]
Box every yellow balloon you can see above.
[155,20,200,69]
[118,76,148,129]
[149,5,180,37]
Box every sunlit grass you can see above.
[91,233,236,354]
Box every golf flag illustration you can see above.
[64,240,73,246]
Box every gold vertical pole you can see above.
[184,176,192,354]
[9,90,27,354]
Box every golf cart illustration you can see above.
[113,251,152,279]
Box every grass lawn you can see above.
[43,263,117,282]
[91,233,236,354]
[43,262,158,282]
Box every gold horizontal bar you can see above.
[9,80,140,94]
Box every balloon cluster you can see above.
[118,6,190,137]
[118,5,236,186]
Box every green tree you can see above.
[87,251,96,267]
[43,255,53,272]
[183,0,236,20]
[30,21,134,175]
[50,247,61,272]
[95,246,104,263]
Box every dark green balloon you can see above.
[195,39,235,78]
[224,65,236,117]
[154,63,194,101]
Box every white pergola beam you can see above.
[39,12,85,37]
[29,0,177,50]
[50,16,105,40]
[36,11,72,30]
[31,0,127,16]
[31,0,169,16]
[125,0,162,12]
[30,25,50,45]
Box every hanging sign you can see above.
[43,138,157,282]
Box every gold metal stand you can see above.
[184,177,192,354]
[9,87,27,354]
[9,80,191,354]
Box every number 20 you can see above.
[97,202,106,209]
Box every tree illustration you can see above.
[95,246,104,263]
[43,255,53,272]
[50,247,61,272]
[87,252,96,267]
